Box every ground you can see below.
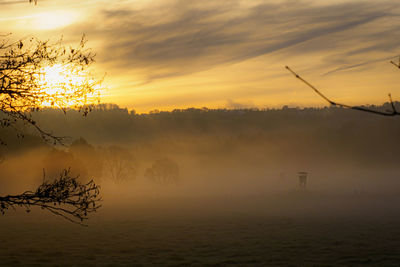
[1,192,400,266]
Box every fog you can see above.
[2,104,400,265]
[1,104,400,207]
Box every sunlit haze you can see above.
[33,10,79,30]
[1,0,400,112]
[35,64,101,108]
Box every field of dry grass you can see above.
[1,192,400,266]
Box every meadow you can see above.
[1,191,400,266]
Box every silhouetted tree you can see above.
[102,146,137,184]
[145,158,179,184]
[42,148,87,180]
[0,33,102,222]
[69,138,103,180]
[0,35,100,145]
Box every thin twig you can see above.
[285,66,399,116]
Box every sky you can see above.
[1,0,400,112]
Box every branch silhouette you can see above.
[0,0,103,225]
[285,65,400,116]
[390,56,400,70]
[0,169,101,226]
[0,35,101,145]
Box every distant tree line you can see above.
[1,103,400,168]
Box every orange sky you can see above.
[1,0,400,112]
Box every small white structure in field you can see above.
[298,172,308,189]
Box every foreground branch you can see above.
[0,35,102,145]
[285,66,400,116]
[0,169,101,226]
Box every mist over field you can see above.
[2,103,400,194]
[1,104,400,266]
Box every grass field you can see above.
[1,192,400,266]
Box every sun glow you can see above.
[38,64,101,108]
[34,11,79,30]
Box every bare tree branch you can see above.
[0,35,102,145]
[390,56,400,69]
[0,169,102,226]
[0,1,103,225]
[285,66,400,116]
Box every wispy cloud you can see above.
[71,0,400,81]
[0,0,29,5]
[3,0,400,111]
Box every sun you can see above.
[37,64,101,108]
[40,65,69,94]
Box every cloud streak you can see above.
[74,0,400,81]
[4,0,400,111]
